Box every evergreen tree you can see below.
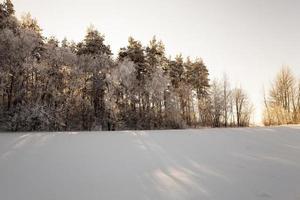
[118,37,150,128]
[0,0,17,31]
[168,54,184,89]
[77,26,111,56]
[77,26,113,130]
[185,58,210,125]
[21,13,42,35]
[119,37,147,82]
[145,36,166,75]
[4,0,14,16]
[0,3,5,20]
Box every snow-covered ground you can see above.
[0,126,300,200]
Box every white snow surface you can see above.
[1,126,300,200]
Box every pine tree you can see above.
[61,37,69,48]
[119,37,147,82]
[0,3,5,19]
[21,13,42,34]
[118,37,150,128]
[77,26,111,56]
[185,58,210,125]
[0,0,17,30]
[76,26,113,130]
[4,0,14,17]
[145,36,166,75]
[167,54,184,89]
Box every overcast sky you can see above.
[13,0,300,123]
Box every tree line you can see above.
[0,0,253,131]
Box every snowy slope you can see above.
[0,126,300,200]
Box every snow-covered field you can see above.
[0,127,300,200]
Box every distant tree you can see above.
[233,87,253,127]
[168,54,184,89]
[119,37,147,82]
[61,37,69,48]
[145,36,168,128]
[76,26,113,130]
[166,55,189,125]
[185,58,210,126]
[0,3,5,20]
[222,74,231,127]
[118,37,152,129]
[4,0,14,16]
[21,13,42,34]
[210,80,223,127]
[263,66,300,125]
[0,0,17,31]
[77,25,111,56]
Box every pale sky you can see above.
[13,0,300,124]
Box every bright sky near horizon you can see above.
[13,0,300,124]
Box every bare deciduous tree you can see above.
[263,67,300,125]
